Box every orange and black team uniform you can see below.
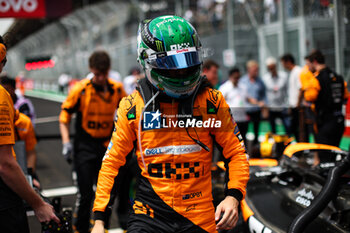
[15,112,37,151]
[15,112,38,180]
[303,67,349,147]
[0,85,30,232]
[59,78,126,231]
[93,79,249,232]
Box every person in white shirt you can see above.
[58,72,71,94]
[280,53,303,141]
[123,67,143,95]
[262,57,289,134]
[86,69,122,82]
[219,67,248,144]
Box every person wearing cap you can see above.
[262,57,289,135]
[0,35,59,232]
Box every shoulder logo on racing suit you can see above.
[127,105,136,120]
[206,100,218,114]
[208,89,219,104]
[125,93,136,111]
[143,110,161,130]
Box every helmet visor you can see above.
[147,50,202,69]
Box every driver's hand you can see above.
[215,196,239,230]
[91,220,105,233]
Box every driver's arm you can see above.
[210,92,249,230]
[211,91,249,201]
[93,96,136,223]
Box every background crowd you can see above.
[205,49,348,151]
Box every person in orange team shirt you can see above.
[0,77,39,187]
[0,35,59,233]
[303,50,349,148]
[59,50,126,232]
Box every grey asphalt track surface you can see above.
[27,96,120,232]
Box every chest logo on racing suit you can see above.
[143,110,221,131]
[145,145,201,156]
[148,162,200,179]
[143,110,161,130]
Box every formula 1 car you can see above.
[241,143,350,233]
[213,143,350,233]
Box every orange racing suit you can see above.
[93,79,249,232]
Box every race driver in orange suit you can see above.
[59,51,126,232]
[92,15,249,233]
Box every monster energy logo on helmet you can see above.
[137,15,203,99]
[155,41,163,51]
[141,20,165,52]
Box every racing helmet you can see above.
[137,15,203,98]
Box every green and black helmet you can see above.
[137,15,203,98]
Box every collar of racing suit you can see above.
[136,76,211,118]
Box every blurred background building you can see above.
[1,0,350,92]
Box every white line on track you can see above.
[41,186,78,197]
[25,90,66,103]
[35,115,60,124]
[108,229,124,233]
[35,115,75,124]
